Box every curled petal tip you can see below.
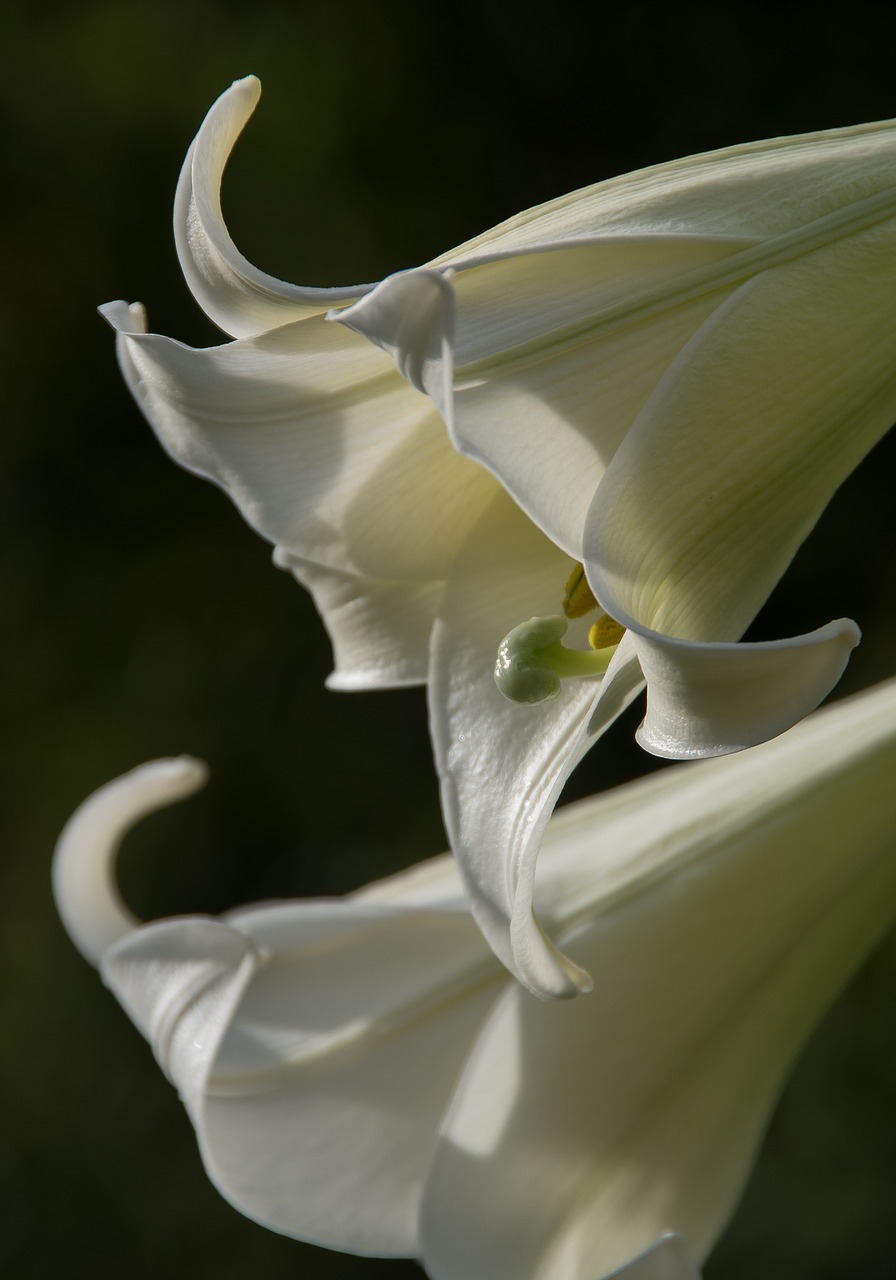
[98,300,147,335]
[630,615,862,760]
[332,268,454,395]
[53,756,210,967]
[232,73,261,94]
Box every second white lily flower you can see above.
[53,679,896,1280]
[103,78,896,994]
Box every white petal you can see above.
[342,126,896,559]
[66,760,501,1257]
[102,916,258,1119]
[585,220,896,643]
[429,489,644,998]
[106,901,495,1257]
[287,555,445,690]
[428,117,896,259]
[573,220,896,758]
[624,615,860,759]
[102,302,496,689]
[336,237,755,557]
[445,238,752,556]
[196,900,501,1255]
[52,755,208,965]
[421,679,896,1280]
[174,76,369,338]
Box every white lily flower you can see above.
[102,77,896,995]
[53,679,896,1279]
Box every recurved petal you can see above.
[65,760,502,1258]
[174,76,369,338]
[627,616,860,758]
[51,756,258,1118]
[421,679,896,1280]
[428,489,644,999]
[52,754,208,965]
[102,302,496,688]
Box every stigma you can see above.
[495,614,621,704]
[495,564,626,705]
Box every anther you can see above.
[562,563,599,619]
[589,614,627,649]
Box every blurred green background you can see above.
[2,0,895,1276]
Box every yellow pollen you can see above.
[589,614,627,650]
[563,563,598,619]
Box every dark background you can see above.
[2,1,895,1276]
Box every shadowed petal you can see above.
[102,301,496,688]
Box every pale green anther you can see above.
[494,615,617,704]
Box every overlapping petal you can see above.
[580,221,896,753]
[336,239,755,557]
[54,679,896,1279]
[334,119,896,989]
[429,490,645,996]
[105,80,896,997]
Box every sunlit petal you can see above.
[584,224,896,642]
[337,238,755,556]
[421,679,896,1280]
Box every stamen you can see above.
[495,615,618,705]
[589,614,627,649]
[563,563,599,619]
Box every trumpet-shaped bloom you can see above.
[103,77,896,995]
[53,679,896,1280]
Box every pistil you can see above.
[495,615,619,704]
